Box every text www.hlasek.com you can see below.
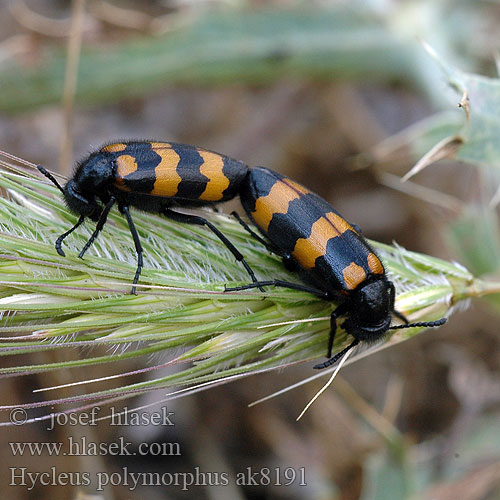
[9,436,180,457]
[11,466,307,491]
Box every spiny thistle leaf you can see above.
[0,157,487,423]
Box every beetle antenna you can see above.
[0,149,38,168]
[37,165,65,195]
[389,317,447,330]
[0,149,66,194]
[313,339,360,370]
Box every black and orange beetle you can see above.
[225,167,446,368]
[38,141,259,294]
[37,141,446,368]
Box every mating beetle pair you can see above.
[38,141,446,369]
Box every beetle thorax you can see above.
[75,153,114,193]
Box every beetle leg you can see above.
[79,197,115,258]
[231,211,298,271]
[231,211,275,250]
[327,313,337,359]
[326,303,348,358]
[163,208,264,292]
[121,205,143,295]
[55,215,85,256]
[225,279,328,298]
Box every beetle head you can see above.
[63,152,115,221]
[343,278,392,341]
